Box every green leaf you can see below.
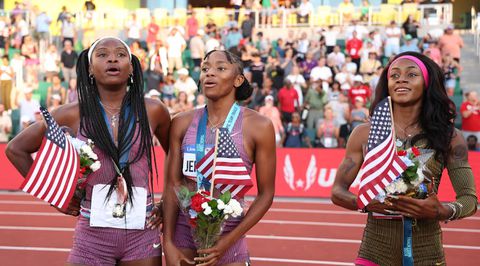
[220,191,231,204]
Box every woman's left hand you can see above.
[194,236,232,266]
[146,201,163,229]
[388,181,448,220]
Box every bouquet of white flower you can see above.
[68,136,101,200]
[176,186,243,255]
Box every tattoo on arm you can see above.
[339,157,356,177]
[452,144,468,161]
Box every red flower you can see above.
[397,150,407,156]
[411,147,420,157]
[79,166,87,175]
[189,218,197,228]
[191,193,208,212]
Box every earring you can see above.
[89,74,94,85]
[129,74,134,84]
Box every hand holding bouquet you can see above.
[376,146,434,203]
[176,186,243,255]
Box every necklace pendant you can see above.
[395,139,403,147]
[111,115,117,127]
[112,203,126,218]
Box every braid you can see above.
[77,49,155,202]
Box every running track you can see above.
[0,192,479,266]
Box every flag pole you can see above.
[387,96,397,142]
[209,128,221,197]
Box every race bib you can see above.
[90,184,147,229]
[182,145,213,178]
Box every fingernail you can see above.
[388,195,399,199]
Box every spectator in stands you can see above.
[360,51,382,83]
[338,0,355,24]
[424,41,441,66]
[348,75,371,105]
[438,24,463,62]
[327,45,346,69]
[278,79,299,123]
[60,40,78,84]
[261,0,274,27]
[146,47,164,93]
[327,92,350,147]
[35,10,51,46]
[297,0,314,24]
[324,25,339,54]
[174,68,197,104]
[335,64,354,92]
[60,14,76,47]
[130,40,147,71]
[0,55,14,110]
[185,11,198,40]
[66,78,77,104]
[286,65,307,105]
[460,91,480,141]
[304,79,328,131]
[46,75,66,107]
[249,53,266,89]
[125,13,142,46]
[402,15,419,40]
[346,31,363,72]
[13,14,28,49]
[346,20,369,41]
[145,15,159,50]
[385,20,401,59]
[225,14,238,30]
[360,0,370,22]
[317,106,339,148]
[205,18,217,37]
[161,73,175,109]
[280,48,295,77]
[442,53,461,96]
[283,112,306,147]
[225,26,243,50]
[241,12,255,40]
[310,57,333,92]
[17,86,40,130]
[81,15,95,49]
[11,53,24,90]
[349,96,369,131]
[466,135,479,151]
[266,56,285,91]
[190,29,205,69]
[360,41,377,63]
[231,0,243,22]
[57,6,71,25]
[21,35,39,84]
[0,103,11,142]
[166,28,186,73]
[369,66,384,97]
[400,34,420,53]
[44,44,60,82]
[259,95,284,147]
[171,91,193,114]
[48,94,62,112]
[205,32,222,53]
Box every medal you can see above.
[395,139,403,147]
[112,203,126,218]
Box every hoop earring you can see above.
[89,74,94,85]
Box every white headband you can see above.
[87,36,132,63]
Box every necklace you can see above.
[395,123,419,148]
[207,117,225,133]
[100,102,121,128]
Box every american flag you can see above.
[357,97,408,209]
[20,107,80,210]
[195,128,253,198]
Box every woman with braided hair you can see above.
[6,37,170,265]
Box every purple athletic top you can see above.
[181,107,253,178]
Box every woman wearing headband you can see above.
[6,37,171,265]
[331,52,477,265]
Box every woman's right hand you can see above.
[365,199,398,215]
[163,241,195,266]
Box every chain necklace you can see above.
[100,101,121,128]
[207,117,225,133]
[395,123,419,148]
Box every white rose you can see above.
[80,145,93,155]
[87,139,94,145]
[203,206,212,215]
[395,179,408,194]
[223,205,233,215]
[228,199,243,218]
[385,182,396,194]
[217,199,225,210]
[90,161,101,172]
[201,202,209,209]
[68,136,86,153]
[88,151,98,160]
[411,167,425,187]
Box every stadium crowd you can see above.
[0,0,478,151]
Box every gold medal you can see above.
[112,203,126,218]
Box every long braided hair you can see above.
[76,44,155,202]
